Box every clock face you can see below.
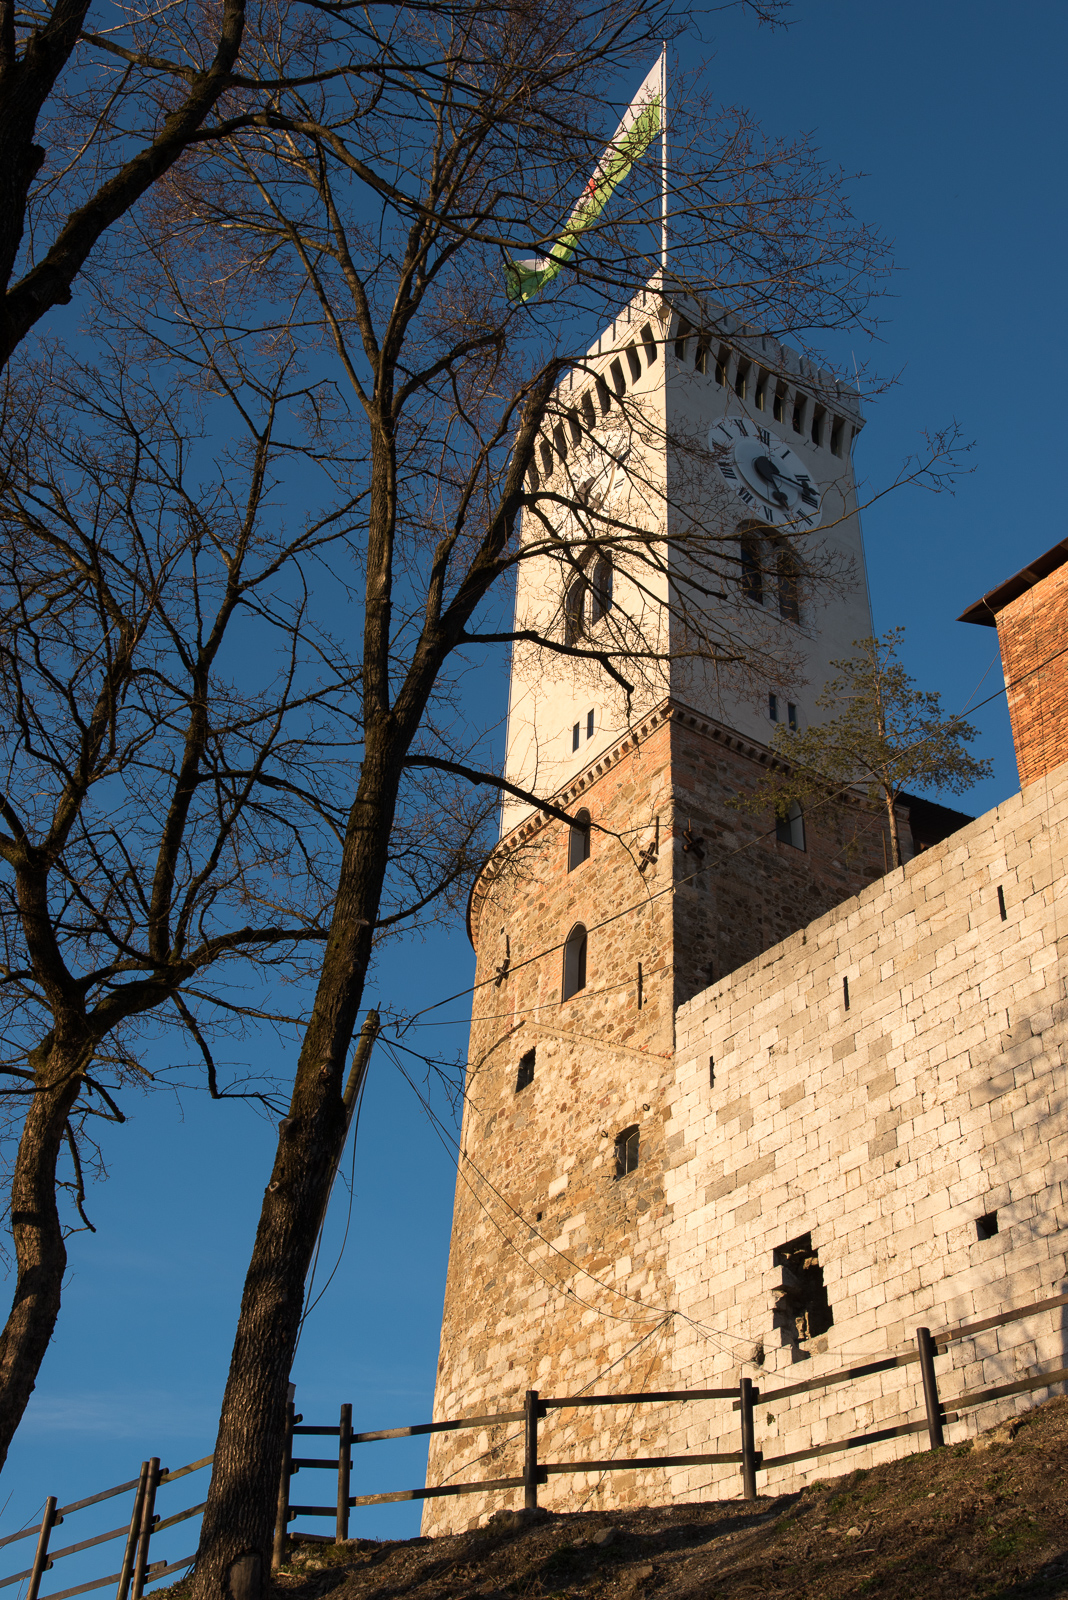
[708,417,823,529]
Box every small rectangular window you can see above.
[773,388,786,424]
[586,708,595,739]
[539,441,553,476]
[553,424,568,460]
[772,1233,833,1345]
[568,410,582,444]
[625,343,642,382]
[673,315,692,361]
[714,346,729,386]
[595,375,611,413]
[787,702,798,730]
[811,404,825,446]
[976,1211,999,1240]
[734,360,750,399]
[615,1125,639,1177]
[609,358,626,395]
[515,1050,535,1092]
[640,322,658,363]
[830,420,842,457]
[769,693,778,721]
[694,337,710,375]
[581,391,596,427]
[754,370,768,411]
[843,975,850,1011]
[792,399,805,434]
[572,722,580,752]
[709,1056,715,1088]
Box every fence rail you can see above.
[6,1286,1068,1596]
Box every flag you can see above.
[505,56,663,303]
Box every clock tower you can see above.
[423,287,891,1531]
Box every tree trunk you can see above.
[884,789,902,870]
[0,1039,85,1470]
[190,739,404,1600]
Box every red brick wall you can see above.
[996,560,1068,788]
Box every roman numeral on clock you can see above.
[720,465,737,480]
[758,428,771,445]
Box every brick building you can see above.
[422,304,1067,1531]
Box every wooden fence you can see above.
[4,1286,1067,1597]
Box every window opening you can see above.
[539,440,553,476]
[515,1050,535,1092]
[562,924,588,1000]
[792,398,805,434]
[615,1125,639,1177]
[775,801,805,851]
[997,885,1007,920]
[709,1056,715,1088]
[625,343,642,382]
[527,462,540,493]
[609,358,626,396]
[694,336,710,375]
[568,810,591,871]
[843,975,850,1011]
[553,423,569,460]
[586,708,595,739]
[810,405,825,446]
[777,549,801,624]
[976,1211,999,1241]
[714,346,729,386]
[739,534,764,605]
[640,322,659,363]
[830,420,843,457]
[572,722,580,752]
[773,388,786,424]
[589,556,613,623]
[787,702,798,730]
[772,1233,834,1347]
[581,391,596,428]
[596,375,611,413]
[673,315,692,361]
[754,369,769,411]
[734,360,750,399]
[568,410,582,444]
[564,577,585,644]
[769,693,778,722]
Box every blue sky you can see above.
[1,0,1063,1577]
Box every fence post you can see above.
[739,1378,758,1501]
[336,1402,352,1543]
[523,1390,539,1512]
[116,1464,150,1600]
[25,1496,58,1600]
[916,1326,945,1449]
[272,1397,296,1571]
[130,1459,160,1600]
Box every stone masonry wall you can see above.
[424,704,885,1533]
[997,560,1068,788]
[660,758,1068,1503]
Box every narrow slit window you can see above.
[615,1125,639,1177]
[625,343,642,382]
[640,322,659,363]
[553,423,569,460]
[997,885,1007,920]
[564,577,585,645]
[568,809,591,871]
[571,722,580,752]
[843,975,850,1010]
[976,1211,999,1240]
[734,360,750,398]
[586,708,595,739]
[515,1050,535,1092]
[739,533,764,606]
[792,398,805,434]
[589,556,613,623]
[562,923,588,1000]
[596,375,611,413]
[755,370,768,411]
[673,315,692,361]
[609,358,626,396]
[581,391,596,428]
[769,693,779,722]
[527,462,540,493]
[539,440,553,476]
[775,801,805,851]
[694,337,709,375]
[787,702,798,731]
[777,548,801,624]
[568,410,582,444]
[811,405,825,446]
[714,346,729,386]
[773,388,786,424]
[830,420,843,457]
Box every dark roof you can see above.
[958,538,1068,626]
[899,793,974,851]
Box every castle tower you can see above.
[423,289,896,1532]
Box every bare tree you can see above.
[60,3,964,1594]
[0,318,503,1471]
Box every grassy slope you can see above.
[186,1394,1068,1600]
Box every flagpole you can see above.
[660,42,668,280]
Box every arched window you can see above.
[615,1125,639,1177]
[562,923,587,1001]
[564,578,586,645]
[777,546,801,624]
[568,809,591,871]
[738,532,764,606]
[589,556,613,624]
[776,801,805,851]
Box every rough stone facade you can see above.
[424,703,895,1535]
[424,744,1068,1533]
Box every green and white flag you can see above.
[506,55,664,304]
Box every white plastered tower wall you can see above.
[499,284,874,839]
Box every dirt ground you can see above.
[174,1395,1068,1600]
